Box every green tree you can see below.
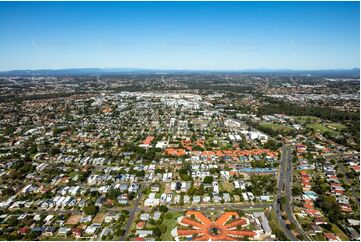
[159,205,169,213]
[317,195,342,223]
[153,227,161,237]
[83,205,99,215]
[203,176,213,184]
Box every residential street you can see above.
[118,144,307,241]
[120,185,144,240]
[168,203,272,212]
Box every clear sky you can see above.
[0,1,359,71]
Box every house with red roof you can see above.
[305,209,322,217]
[351,165,360,173]
[296,144,307,153]
[165,148,186,157]
[136,222,146,229]
[71,228,83,238]
[314,216,327,225]
[195,139,205,148]
[131,237,145,241]
[304,204,314,209]
[18,227,30,235]
[324,232,340,241]
[139,136,154,148]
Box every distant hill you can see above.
[0,68,149,76]
[0,68,359,78]
[254,68,360,78]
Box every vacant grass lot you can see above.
[292,116,345,137]
[222,182,234,192]
[292,116,321,124]
[259,122,294,133]
[306,123,339,136]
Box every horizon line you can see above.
[1,67,360,72]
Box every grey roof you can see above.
[253,212,272,234]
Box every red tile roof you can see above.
[143,136,154,145]
[177,211,256,241]
[351,165,360,172]
[324,232,338,241]
[18,227,30,234]
[165,148,186,156]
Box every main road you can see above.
[275,145,298,241]
[276,145,311,241]
[119,144,311,241]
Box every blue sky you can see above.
[0,1,359,71]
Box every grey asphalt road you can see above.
[168,203,271,212]
[275,145,298,241]
[120,185,144,240]
[114,144,316,241]
[282,145,311,241]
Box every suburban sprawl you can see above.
[0,72,359,241]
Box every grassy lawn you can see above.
[205,137,217,147]
[243,207,265,212]
[259,122,294,133]
[68,171,77,178]
[222,182,234,192]
[297,216,313,225]
[306,123,339,136]
[331,224,349,241]
[312,234,326,241]
[43,236,72,241]
[326,123,346,130]
[295,169,313,175]
[292,116,321,124]
[266,210,289,241]
[266,211,279,230]
[252,199,274,205]
[161,211,182,241]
